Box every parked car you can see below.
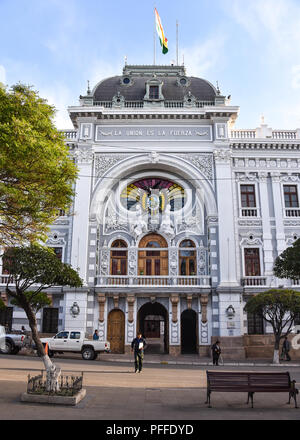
[38,330,110,360]
[0,325,26,355]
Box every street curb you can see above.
[102,358,300,367]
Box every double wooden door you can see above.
[107,309,125,353]
[138,234,168,276]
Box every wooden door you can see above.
[138,234,168,276]
[107,309,125,353]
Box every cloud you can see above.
[0,65,6,84]
[181,35,227,80]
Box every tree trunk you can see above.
[273,336,281,364]
[23,301,61,392]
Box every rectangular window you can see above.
[149,86,159,99]
[70,331,81,340]
[284,185,299,208]
[247,312,264,335]
[240,185,256,208]
[42,308,59,334]
[244,248,261,276]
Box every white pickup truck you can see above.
[40,330,110,360]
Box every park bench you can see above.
[205,370,298,409]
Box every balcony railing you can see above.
[285,208,300,217]
[95,275,211,287]
[242,277,267,287]
[240,208,259,218]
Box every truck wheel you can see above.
[81,347,95,361]
[11,347,20,355]
[2,340,13,354]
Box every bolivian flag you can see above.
[155,8,168,54]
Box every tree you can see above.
[273,238,300,281]
[0,83,77,247]
[244,289,300,364]
[3,245,82,391]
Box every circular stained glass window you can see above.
[123,77,130,85]
[120,178,186,212]
[180,77,187,85]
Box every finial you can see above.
[216,81,221,95]
[124,55,127,66]
[87,80,91,95]
[261,114,265,124]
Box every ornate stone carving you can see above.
[0,293,8,306]
[73,147,93,164]
[200,322,209,344]
[197,247,207,276]
[186,294,193,310]
[200,295,209,324]
[128,249,137,277]
[100,249,110,276]
[213,149,232,164]
[127,294,135,323]
[177,154,213,181]
[113,294,119,309]
[94,153,132,179]
[47,294,53,307]
[170,294,179,323]
[160,203,175,238]
[97,294,106,322]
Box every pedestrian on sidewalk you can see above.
[93,329,99,340]
[211,340,221,366]
[282,336,291,361]
[131,333,146,373]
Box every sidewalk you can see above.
[100,352,300,367]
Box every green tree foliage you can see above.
[244,289,300,362]
[3,245,82,356]
[273,238,300,281]
[0,84,77,246]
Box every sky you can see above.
[1,0,300,130]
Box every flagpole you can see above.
[154,6,156,65]
[176,20,179,65]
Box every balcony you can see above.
[95,275,211,288]
[240,208,259,218]
[242,277,267,287]
[285,208,300,218]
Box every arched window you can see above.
[179,240,196,276]
[110,240,127,275]
[138,234,168,276]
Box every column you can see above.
[214,148,239,286]
[271,172,286,255]
[97,293,106,342]
[125,294,136,353]
[169,294,180,356]
[258,172,274,275]
[70,145,93,284]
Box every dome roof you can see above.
[92,65,217,103]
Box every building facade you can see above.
[2,63,300,357]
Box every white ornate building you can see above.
[1,63,300,357]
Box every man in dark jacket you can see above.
[211,340,221,366]
[282,336,291,361]
[131,333,147,373]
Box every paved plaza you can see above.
[0,354,300,420]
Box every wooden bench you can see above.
[205,370,299,408]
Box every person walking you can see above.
[211,340,221,366]
[93,329,99,340]
[131,333,146,373]
[282,336,291,361]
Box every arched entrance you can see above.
[181,309,198,354]
[138,234,168,276]
[107,309,125,353]
[138,302,169,354]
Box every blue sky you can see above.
[1,0,300,130]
